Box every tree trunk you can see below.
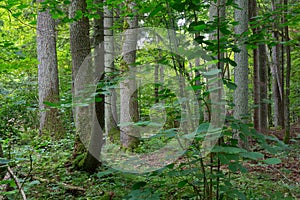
[0,142,5,179]
[70,0,101,171]
[104,3,118,141]
[258,44,268,133]
[37,0,61,136]
[119,1,139,149]
[271,0,285,128]
[83,0,105,172]
[234,0,249,148]
[249,0,260,131]
[283,0,291,143]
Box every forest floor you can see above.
[1,127,299,199]
[244,125,300,199]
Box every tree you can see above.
[119,1,139,149]
[104,2,118,141]
[270,0,285,128]
[249,0,268,133]
[85,0,105,172]
[234,0,249,147]
[283,0,291,143]
[70,0,101,171]
[37,0,61,135]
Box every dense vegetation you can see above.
[0,0,299,199]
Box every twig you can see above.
[7,167,27,200]
[24,174,85,192]
[20,155,33,189]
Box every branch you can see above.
[7,167,27,200]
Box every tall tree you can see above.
[234,0,249,147]
[84,0,105,172]
[37,0,61,135]
[258,43,269,132]
[249,0,268,133]
[70,0,101,171]
[104,3,118,141]
[119,1,139,149]
[283,0,291,143]
[271,0,285,128]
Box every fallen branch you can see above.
[23,173,85,193]
[7,166,27,200]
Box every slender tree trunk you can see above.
[283,0,291,143]
[104,3,118,141]
[120,1,139,149]
[249,0,260,130]
[154,63,159,103]
[271,0,285,128]
[258,44,269,133]
[0,142,5,179]
[234,0,249,148]
[37,0,61,136]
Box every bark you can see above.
[249,0,260,131]
[70,0,91,83]
[104,3,118,141]
[84,0,105,172]
[249,0,269,133]
[283,0,291,143]
[0,142,5,180]
[154,63,159,103]
[70,0,101,171]
[37,0,61,136]
[258,44,269,133]
[234,0,249,148]
[119,1,139,149]
[207,0,226,123]
[271,0,285,128]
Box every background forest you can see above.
[0,0,299,199]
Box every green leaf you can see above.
[28,180,40,186]
[96,170,114,178]
[203,69,221,77]
[224,80,237,90]
[220,27,231,35]
[43,101,59,107]
[263,158,281,165]
[240,152,264,160]
[212,146,246,154]
[132,181,147,190]
[178,180,188,188]
[194,24,206,31]
[148,6,163,18]
[0,158,10,164]
[226,0,234,6]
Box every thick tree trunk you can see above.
[70,0,101,171]
[37,0,61,136]
[120,1,139,149]
[83,0,105,172]
[234,0,249,148]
